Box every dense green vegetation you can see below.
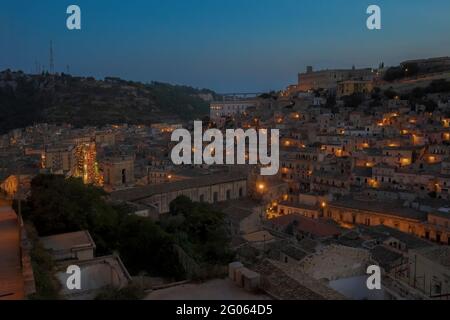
[149,81,213,119]
[21,175,233,282]
[163,196,234,266]
[0,76,47,134]
[342,93,365,109]
[383,63,419,81]
[21,174,184,279]
[0,71,217,134]
[379,79,450,113]
[26,224,61,300]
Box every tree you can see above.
[342,93,364,109]
[402,62,419,77]
[424,100,438,113]
[371,87,381,99]
[22,174,185,279]
[165,196,234,266]
[26,224,61,300]
[118,214,184,278]
[325,95,336,108]
[426,79,450,93]
[23,175,120,254]
[411,87,425,99]
[384,89,398,100]
[169,195,195,216]
[384,67,405,81]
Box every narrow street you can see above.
[0,204,24,300]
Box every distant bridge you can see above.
[217,92,266,99]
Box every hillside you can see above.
[0,70,218,134]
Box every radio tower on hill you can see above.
[49,40,54,74]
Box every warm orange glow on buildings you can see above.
[368,178,379,188]
[74,142,102,185]
[400,158,412,166]
[444,132,450,141]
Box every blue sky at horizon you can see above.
[1,0,450,92]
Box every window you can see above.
[213,192,218,203]
[121,169,126,184]
[226,190,231,200]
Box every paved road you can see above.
[0,206,24,300]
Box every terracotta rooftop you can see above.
[269,214,341,238]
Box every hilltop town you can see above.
[1,56,450,300]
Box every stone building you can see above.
[100,155,135,191]
[337,80,374,98]
[298,66,374,91]
[40,230,96,262]
[326,198,450,245]
[110,172,248,215]
[215,199,264,236]
[408,246,450,299]
[210,100,256,121]
[43,144,77,175]
[277,202,321,219]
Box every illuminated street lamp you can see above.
[258,183,266,192]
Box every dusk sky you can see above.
[1,0,450,92]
